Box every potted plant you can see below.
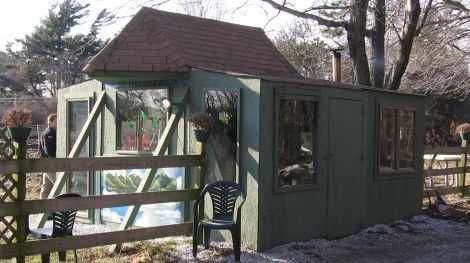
[190,112,213,143]
[2,109,33,144]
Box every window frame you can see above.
[113,85,169,154]
[65,97,94,221]
[376,104,417,177]
[274,93,320,193]
[202,87,241,183]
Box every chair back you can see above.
[52,193,81,238]
[205,181,243,221]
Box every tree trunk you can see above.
[388,0,421,90]
[371,0,385,89]
[347,0,371,86]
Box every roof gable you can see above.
[84,7,300,78]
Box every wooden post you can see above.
[460,140,468,196]
[13,135,28,263]
[197,142,206,220]
[193,141,206,246]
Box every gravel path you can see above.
[164,215,470,262]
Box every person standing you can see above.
[40,113,57,199]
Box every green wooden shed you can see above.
[57,7,424,251]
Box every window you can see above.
[68,100,90,196]
[276,97,316,190]
[204,89,239,181]
[116,88,168,151]
[378,107,416,174]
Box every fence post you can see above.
[198,142,206,217]
[460,140,468,196]
[12,131,29,263]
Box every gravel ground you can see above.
[26,214,470,262]
[160,215,470,263]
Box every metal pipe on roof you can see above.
[331,49,343,82]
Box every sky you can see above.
[0,0,317,51]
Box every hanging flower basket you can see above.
[8,127,32,144]
[194,129,210,143]
[2,109,33,144]
[190,112,214,143]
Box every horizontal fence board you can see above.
[425,147,461,155]
[424,187,462,196]
[0,189,200,217]
[425,167,465,177]
[0,155,202,174]
[0,222,192,258]
[424,147,470,155]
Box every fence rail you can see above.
[0,189,199,217]
[0,222,193,258]
[424,146,469,197]
[0,154,202,174]
[0,154,204,260]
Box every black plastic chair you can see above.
[29,193,81,263]
[193,181,245,261]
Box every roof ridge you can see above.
[142,7,265,32]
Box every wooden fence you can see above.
[0,154,204,261]
[423,146,469,197]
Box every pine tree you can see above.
[4,0,111,96]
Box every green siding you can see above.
[258,80,424,250]
[58,70,424,252]
[186,69,261,250]
[57,79,104,158]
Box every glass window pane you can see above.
[117,89,168,151]
[278,99,315,188]
[204,90,239,181]
[398,110,415,168]
[68,100,89,196]
[379,108,396,171]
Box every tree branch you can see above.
[416,0,434,36]
[388,0,421,90]
[261,0,348,28]
[303,4,350,12]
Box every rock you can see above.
[410,215,430,223]
[392,220,417,233]
[365,224,394,234]
[438,204,450,213]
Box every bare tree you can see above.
[178,0,228,19]
[274,21,332,79]
[261,0,470,91]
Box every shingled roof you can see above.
[84,7,300,78]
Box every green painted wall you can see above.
[185,69,261,250]
[58,71,424,253]
[57,79,104,158]
[362,91,425,226]
[259,82,328,250]
[258,80,424,250]
[57,79,104,222]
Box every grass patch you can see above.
[0,239,184,263]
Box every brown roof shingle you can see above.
[83,7,300,78]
